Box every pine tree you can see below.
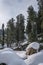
[2,24,4,48]
[16,14,25,44]
[37,0,43,33]
[37,0,43,42]
[6,18,16,47]
[26,6,37,42]
[26,20,32,34]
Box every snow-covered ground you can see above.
[13,50,43,65]
[0,48,26,65]
[14,42,43,65]
[15,51,27,59]
[24,50,43,65]
[0,41,43,65]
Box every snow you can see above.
[15,51,27,59]
[26,42,40,50]
[4,44,7,48]
[13,46,18,49]
[0,48,26,65]
[24,33,28,40]
[20,41,28,46]
[3,48,13,51]
[0,47,43,65]
[24,50,43,65]
[0,48,13,53]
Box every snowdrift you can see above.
[16,51,27,59]
[0,48,26,65]
[24,50,43,65]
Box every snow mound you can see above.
[26,42,40,50]
[3,48,13,51]
[24,50,43,65]
[16,51,27,59]
[0,48,13,53]
[0,48,26,65]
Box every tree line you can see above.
[0,0,43,48]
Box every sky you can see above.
[0,0,38,29]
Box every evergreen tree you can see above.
[37,0,43,42]
[16,14,25,44]
[2,24,4,48]
[37,10,41,34]
[26,20,32,34]
[6,18,16,47]
[37,0,43,33]
[27,6,37,42]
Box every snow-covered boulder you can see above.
[24,50,43,65]
[26,47,37,55]
[0,48,26,65]
[26,42,40,50]
[26,42,40,55]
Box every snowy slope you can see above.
[0,48,26,65]
[15,51,27,59]
[0,48,13,53]
[24,50,43,65]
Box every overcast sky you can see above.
[0,0,38,29]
